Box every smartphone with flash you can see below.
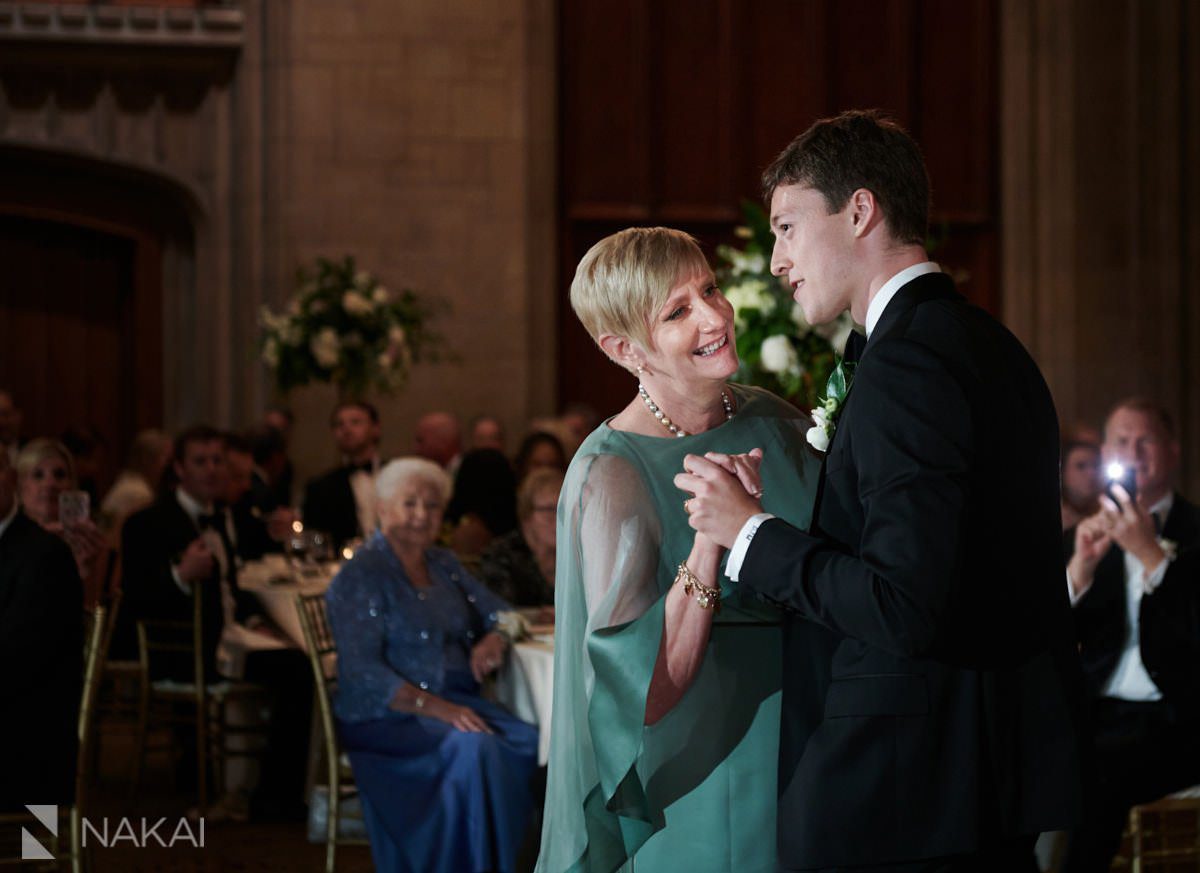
[1104,462,1137,504]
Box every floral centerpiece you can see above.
[717,202,855,410]
[259,255,449,398]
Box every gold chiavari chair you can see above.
[1128,788,1200,872]
[295,593,369,873]
[131,583,268,815]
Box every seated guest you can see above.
[479,468,561,609]
[121,425,312,820]
[512,430,567,485]
[1063,398,1200,872]
[1061,437,1102,530]
[246,424,288,512]
[100,428,172,541]
[468,414,505,452]
[303,401,384,549]
[222,432,292,560]
[0,447,83,811]
[559,400,599,447]
[445,448,517,558]
[413,410,463,472]
[17,438,110,607]
[262,405,295,507]
[326,457,537,873]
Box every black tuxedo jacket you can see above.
[303,464,367,548]
[118,495,257,679]
[742,273,1085,868]
[0,512,83,808]
[1068,494,1200,717]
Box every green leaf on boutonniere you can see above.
[825,360,855,410]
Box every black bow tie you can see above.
[842,330,868,365]
[346,462,375,475]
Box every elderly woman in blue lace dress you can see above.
[326,457,538,873]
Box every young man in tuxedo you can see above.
[1062,398,1200,871]
[0,447,82,812]
[679,110,1084,871]
[302,400,384,548]
[121,425,312,821]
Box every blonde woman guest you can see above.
[480,467,563,611]
[536,228,824,873]
[17,438,110,607]
[100,428,172,540]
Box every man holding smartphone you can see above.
[1063,397,1200,872]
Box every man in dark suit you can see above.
[302,400,383,548]
[1062,398,1200,872]
[121,425,312,821]
[0,446,82,811]
[680,111,1084,871]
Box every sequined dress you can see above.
[326,533,538,873]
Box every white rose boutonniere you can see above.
[806,358,855,453]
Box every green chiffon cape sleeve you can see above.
[536,385,821,873]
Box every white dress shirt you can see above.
[348,456,381,539]
[171,487,236,599]
[726,262,940,581]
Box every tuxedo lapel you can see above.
[1162,494,1200,547]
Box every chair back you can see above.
[79,604,109,745]
[135,580,206,699]
[295,593,339,743]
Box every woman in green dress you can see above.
[536,227,823,873]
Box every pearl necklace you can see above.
[638,382,734,437]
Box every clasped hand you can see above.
[674,447,765,548]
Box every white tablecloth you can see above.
[494,635,555,766]
[238,555,340,651]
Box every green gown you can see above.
[536,384,821,873]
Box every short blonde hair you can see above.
[16,438,76,485]
[375,457,452,508]
[570,227,711,350]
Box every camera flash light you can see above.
[1106,462,1125,481]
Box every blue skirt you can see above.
[338,671,539,873]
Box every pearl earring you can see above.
[635,364,645,374]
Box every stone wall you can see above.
[256,0,557,485]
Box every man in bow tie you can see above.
[678,110,1084,871]
[120,425,313,821]
[303,400,385,548]
[1062,398,1200,872]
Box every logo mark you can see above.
[21,805,57,860]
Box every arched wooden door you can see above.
[0,150,185,493]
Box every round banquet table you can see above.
[237,555,340,651]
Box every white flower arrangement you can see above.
[258,255,449,398]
